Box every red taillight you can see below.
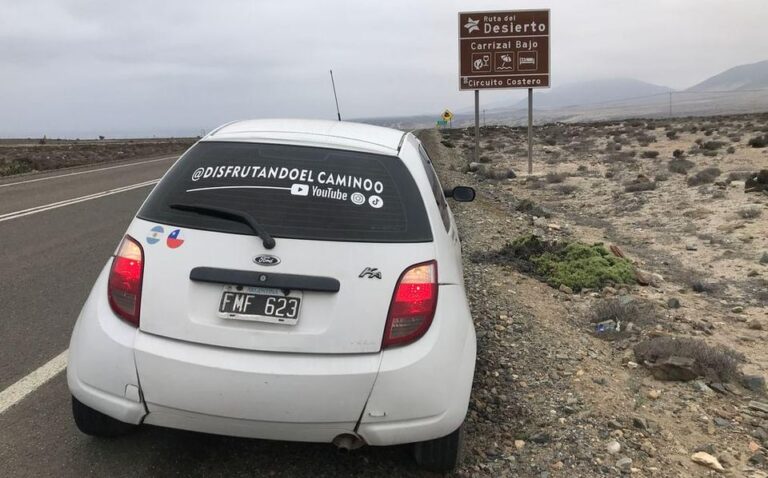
[108,235,144,327]
[382,261,438,348]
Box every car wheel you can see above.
[413,425,464,472]
[71,396,136,437]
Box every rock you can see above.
[731,305,744,313]
[469,162,481,172]
[748,401,768,414]
[709,382,728,394]
[533,217,549,228]
[760,252,768,264]
[694,380,715,394]
[616,457,633,471]
[647,389,662,400]
[749,453,766,466]
[635,269,653,286]
[559,284,574,295]
[749,321,764,331]
[607,420,623,430]
[686,243,698,251]
[632,416,649,430]
[713,417,730,427]
[627,361,639,369]
[646,356,699,381]
[743,375,766,393]
[514,440,526,450]
[606,440,621,454]
[531,432,550,444]
[667,298,681,309]
[691,451,724,472]
[551,461,564,471]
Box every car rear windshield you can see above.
[138,141,433,243]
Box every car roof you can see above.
[202,119,407,155]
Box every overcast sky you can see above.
[1,0,766,138]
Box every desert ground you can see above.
[418,112,768,476]
[0,138,196,177]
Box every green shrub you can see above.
[499,236,635,291]
[532,242,636,291]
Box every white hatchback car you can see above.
[67,119,477,472]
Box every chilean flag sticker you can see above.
[166,228,185,249]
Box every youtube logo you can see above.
[290,183,309,196]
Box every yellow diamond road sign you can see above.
[442,109,454,121]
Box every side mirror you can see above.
[444,186,475,202]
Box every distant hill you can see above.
[365,60,768,130]
[505,78,672,110]
[687,59,768,92]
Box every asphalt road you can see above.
[0,155,427,478]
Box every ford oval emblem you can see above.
[253,254,280,266]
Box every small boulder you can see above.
[742,375,766,393]
[691,451,724,472]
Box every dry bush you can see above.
[673,149,685,158]
[748,136,768,148]
[593,298,642,325]
[608,151,637,162]
[726,146,736,154]
[687,167,721,186]
[727,171,754,182]
[666,131,678,140]
[624,177,656,192]
[738,207,763,219]
[669,158,695,174]
[702,140,725,151]
[641,150,660,159]
[515,198,550,217]
[554,184,579,195]
[545,172,567,183]
[526,177,544,190]
[634,336,745,382]
[686,273,720,294]
[654,173,669,182]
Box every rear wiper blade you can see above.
[169,203,276,250]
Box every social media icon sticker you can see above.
[368,195,383,209]
[291,184,309,196]
[350,192,365,205]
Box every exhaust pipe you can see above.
[333,433,365,451]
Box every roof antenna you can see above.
[329,69,342,121]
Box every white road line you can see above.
[0,156,176,189]
[0,178,160,223]
[0,350,68,415]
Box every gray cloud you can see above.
[0,0,766,137]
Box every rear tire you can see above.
[413,425,464,473]
[71,396,136,437]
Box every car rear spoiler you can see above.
[189,267,340,292]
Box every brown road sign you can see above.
[459,10,550,91]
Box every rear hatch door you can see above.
[130,140,434,354]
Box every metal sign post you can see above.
[474,90,480,163]
[458,10,550,175]
[528,88,533,174]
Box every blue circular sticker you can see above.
[147,225,164,244]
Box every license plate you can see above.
[218,285,302,325]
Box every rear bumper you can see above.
[68,273,476,445]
